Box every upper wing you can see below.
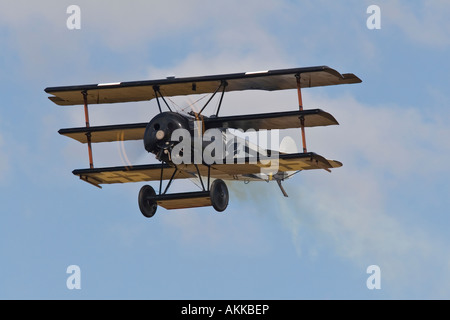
[45,66,361,106]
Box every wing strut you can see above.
[215,81,228,116]
[296,74,307,153]
[82,90,94,168]
[153,85,173,113]
[198,80,227,116]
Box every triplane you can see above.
[45,66,361,217]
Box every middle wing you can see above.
[59,109,337,144]
[204,109,337,131]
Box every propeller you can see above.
[116,91,217,190]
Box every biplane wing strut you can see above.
[81,90,94,169]
[296,74,308,154]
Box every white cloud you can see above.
[266,93,450,297]
[276,175,450,297]
[382,0,450,47]
[60,52,450,297]
[308,93,450,179]
[5,0,447,297]
[162,87,450,297]
[0,0,287,54]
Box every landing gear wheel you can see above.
[210,179,229,212]
[138,185,157,218]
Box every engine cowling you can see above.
[143,112,190,162]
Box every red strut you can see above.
[296,75,307,153]
[82,91,94,169]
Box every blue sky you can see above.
[0,0,449,299]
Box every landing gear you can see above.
[137,176,229,217]
[138,185,157,218]
[210,179,229,212]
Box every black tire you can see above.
[210,179,229,212]
[138,185,157,218]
